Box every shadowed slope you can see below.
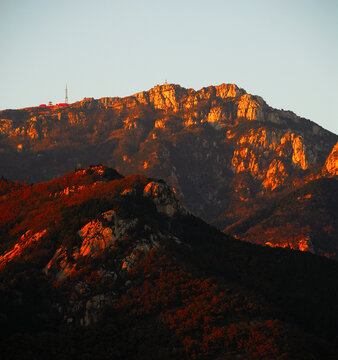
[0,166,338,358]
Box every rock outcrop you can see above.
[323,142,338,177]
[38,176,188,326]
[143,181,187,217]
[44,209,142,282]
[77,210,137,257]
[262,159,288,191]
[44,179,186,283]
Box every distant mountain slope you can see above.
[225,177,338,259]
[0,83,337,254]
[1,166,338,359]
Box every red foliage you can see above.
[115,250,288,359]
[0,169,148,240]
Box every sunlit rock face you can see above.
[44,210,141,282]
[265,235,314,253]
[323,142,338,177]
[0,83,337,254]
[291,135,308,170]
[215,83,243,98]
[236,94,264,121]
[298,235,315,253]
[135,84,185,111]
[231,128,317,192]
[262,159,288,190]
[77,210,138,257]
[0,230,47,270]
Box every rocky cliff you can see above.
[0,83,337,255]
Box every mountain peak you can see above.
[214,83,245,98]
[129,82,261,115]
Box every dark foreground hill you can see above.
[0,166,338,359]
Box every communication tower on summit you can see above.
[65,84,68,104]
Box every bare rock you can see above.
[323,142,338,177]
[143,181,187,217]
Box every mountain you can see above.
[1,165,338,359]
[0,83,337,256]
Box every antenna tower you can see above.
[65,84,69,104]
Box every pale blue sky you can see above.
[1,0,337,134]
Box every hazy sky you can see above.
[1,0,337,134]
